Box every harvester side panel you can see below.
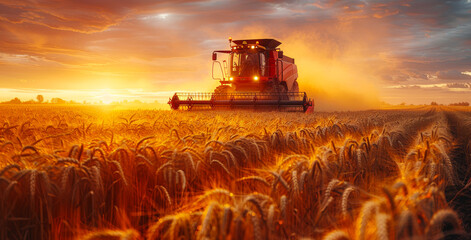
[282,62,298,91]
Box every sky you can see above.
[0,0,470,110]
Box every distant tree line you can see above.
[0,95,151,105]
[430,101,469,106]
[449,102,469,106]
[1,95,78,104]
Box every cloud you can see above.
[447,82,471,88]
[436,70,471,81]
[398,85,422,89]
[0,0,208,33]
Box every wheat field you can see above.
[0,105,470,239]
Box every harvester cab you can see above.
[169,38,313,112]
[212,38,296,93]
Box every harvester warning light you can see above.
[229,77,234,81]
[254,76,259,81]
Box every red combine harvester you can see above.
[168,38,314,112]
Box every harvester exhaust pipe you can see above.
[168,92,313,112]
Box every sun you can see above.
[96,89,117,104]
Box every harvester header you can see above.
[168,37,314,112]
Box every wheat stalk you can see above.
[251,212,263,240]
[221,150,237,168]
[243,196,266,223]
[135,154,152,166]
[84,229,140,240]
[357,201,379,240]
[199,201,218,239]
[270,170,290,192]
[90,166,102,194]
[396,210,419,239]
[183,151,196,172]
[159,185,172,206]
[221,206,233,239]
[0,164,21,177]
[299,170,308,192]
[146,216,174,240]
[280,195,287,219]
[3,180,17,201]
[210,159,233,177]
[30,170,37,201]
[375,213,390,240]
[323,230,350,240]
[341,187,355,218]
[198,188,235,205]
[426,209,462,238]
[56,157,80,165]
[236,176,270,188]
[292,170,299,196]
[267,204,276,233]
[323,179,340,206]
[111,160,128,186]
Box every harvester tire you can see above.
[263,81,284,94]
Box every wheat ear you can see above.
[426,209,462,238]
[357,201,379,240]
[341,187,355,218]
[323,230,350,240]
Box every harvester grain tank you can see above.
[168,38,313,112]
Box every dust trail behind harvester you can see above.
[235,28,382,111]
[283,36,381,111]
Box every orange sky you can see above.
[0,0,470,110]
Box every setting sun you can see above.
[95,89,119,104]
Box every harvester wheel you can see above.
[279,82,289,100]
[280,82,288,93]
[262,81,279,94]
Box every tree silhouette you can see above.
[9,97,21,104]
[51,98,66,104]
[36,95,44,103]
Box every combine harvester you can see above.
[168,38,314,112]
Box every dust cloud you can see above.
[235,26,383,111]
[283,36,381,111]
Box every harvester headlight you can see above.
[229,77,233,81]
[254,76,259,81]
[251,45,255,49]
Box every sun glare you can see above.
[159,13,168,19]
[96,89,117,104]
